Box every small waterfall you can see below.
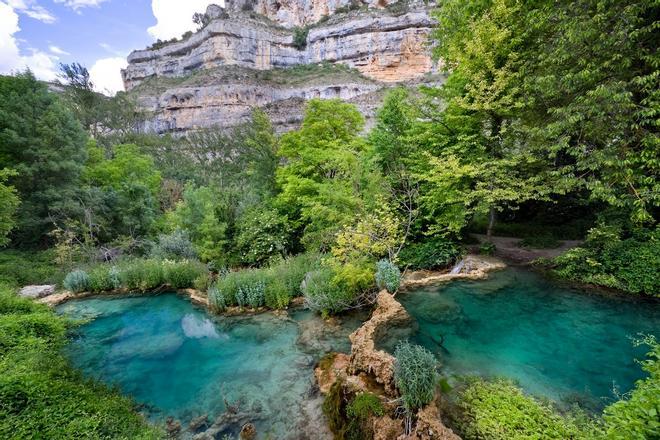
[450,259,465,274]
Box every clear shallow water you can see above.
[380,269,660,410]
[57,294,365,438]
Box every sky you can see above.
[0,0,223,95]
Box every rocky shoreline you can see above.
[314,254,506,439]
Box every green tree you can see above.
[276,99,378,250]
[0,71,87,245]
[421,0,562,239]
[58,62,103,135]
[518,0,659,225]
[74,142,162,240]
[0,169,20,246]
[165,185,232,266]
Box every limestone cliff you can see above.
[122,1,440,133]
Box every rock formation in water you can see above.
[348,290,411,395]
[121,0,442,133]
[315,290,461,439]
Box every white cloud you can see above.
[48,44,68,55]
[53,0,108,12]
[0,2,58,80]
[6,0,56,23]
[89,56,127,95]
[148,0,222,41]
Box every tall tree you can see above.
[519,0,659,224]
[0,71,87,245]
[0,169,20,246]
[417,0,559,239]
[58,63,103,136]
[276,99,379,251]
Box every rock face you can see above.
[122,2,440,133]
[19,285,56,299]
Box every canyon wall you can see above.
[122,1,440,133]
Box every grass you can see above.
[0,284,162,439]
[0,249,64,288]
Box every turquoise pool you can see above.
[381,268,659,410]
[57,294,364,438]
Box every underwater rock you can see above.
[348,290,411,395]
[188,414,208,432]
[239,422,256,439]
[165,417,182,437]
[181,314,221,339]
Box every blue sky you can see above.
[0,0,220,94]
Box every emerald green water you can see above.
[380,268,660,410]
[57,294,365,439]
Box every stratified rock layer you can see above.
[122,3,439,133]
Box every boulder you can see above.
[19,285,56,299]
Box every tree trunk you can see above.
[486,206,496,242]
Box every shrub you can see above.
[602,335,660,440]
[210,253,320,311]
[394,341,439,412]
[150,229,197,260]
[163,260,206,289]
[0,249,63,287]
[119,259,164,291]
[399,238,462,270]
[193,271,211,291]
[264,277,290,309]
[331,258,376,298]
[375,259,401,293]
[88,265,121,292]
[479,241,496,255]
[208,284,226,312]
[241,281,266,308]
[292,26,309,50]
[454,378,594,440]
[345,392,385,439]
[63,270,90,293]
[272,253,320,297]
[552,226,659,296]
[303,267,355,317]
[235,207,290,267]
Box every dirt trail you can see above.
[471,234,582,264]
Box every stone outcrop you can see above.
[315,291,461,439]
[402,255,506,289]
[227,0,404,28]
[122,2,441,133]
[348,290,411,395]
[19,285,56,299]
[411,396,461,440]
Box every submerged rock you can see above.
[188,414,208,432]
[239,422,256,439]
[19,285,56,299]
